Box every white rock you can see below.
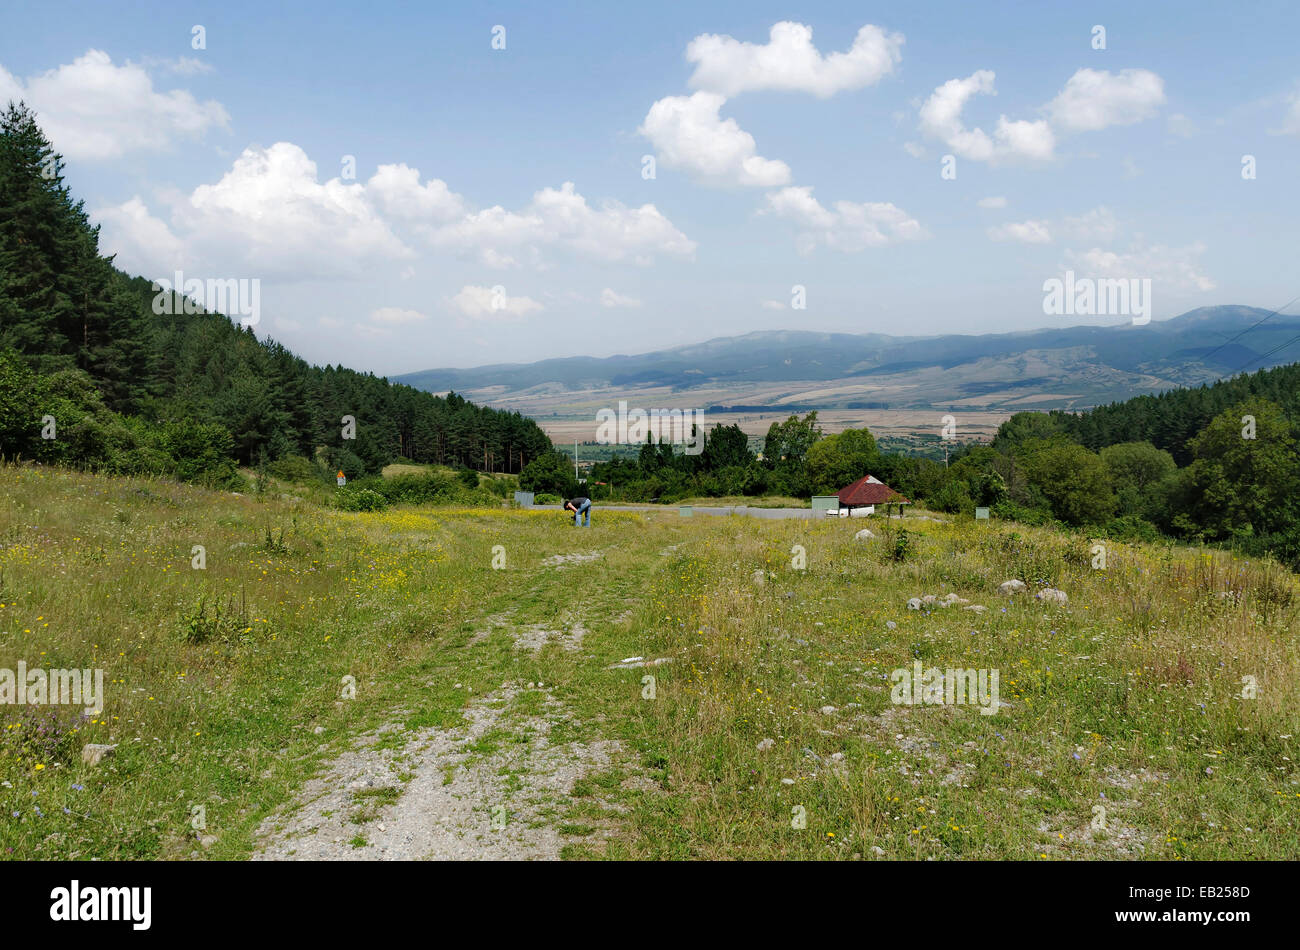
[962,604,988,614]
[854,529,875,541]
[998,579,1027,595]
[820,705,837,715]
[757,738,775,752]
[906,598,923,611]
[1036,588,1068,605]
[81,743,117,766]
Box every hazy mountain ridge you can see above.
[397,306,1300,412]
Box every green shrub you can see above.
[1101,515,1163,544]
[336,487,389,511]
[888,528,913,563]
[379,472,458,504]
[929,480,975,514]
[268,455,316,482]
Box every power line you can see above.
[1232,327,1300,375]
[1197,295,1300,366]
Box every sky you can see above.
[3,0,1298,375]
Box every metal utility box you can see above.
[811,495,840,515]
[679,506,693,517]
[975,507,990,520]
[514,491,535,507]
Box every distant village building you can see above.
[835,475,909,518]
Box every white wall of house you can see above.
[836,505,875,517]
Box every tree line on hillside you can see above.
[519,368,1300,569]
[0,103,551,485]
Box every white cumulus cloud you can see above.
[918,70,1055,162]
[1046,68,1166,132]
[97,142,410,280]
[96,144,695,281]
[1064,243,1215,293]
[450,285,543,320]
[0,50,229,161]
[430,181,697,265]
[987,220,1052,244]
[686,21,903,98]
[600,288,643,308]
[762,186,925,254]
[639,92,791,187]
[916,66,1165,165]
[367,164,466,222]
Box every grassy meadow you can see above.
[1,462,1297,860]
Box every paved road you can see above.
[528,503,819,520]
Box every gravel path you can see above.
[253,684,622,861]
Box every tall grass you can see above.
[2,462,1296,860]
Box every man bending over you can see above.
[564,495,592,527]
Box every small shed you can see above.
[836,475,909,518]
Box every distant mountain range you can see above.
[395,306,1300,415]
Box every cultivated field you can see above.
[2,464,1297,860]
[537,408,1007,447]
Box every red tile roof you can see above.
[837,475,909,507]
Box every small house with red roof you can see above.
[835,475,909,518]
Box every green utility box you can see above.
[811,495,840,515]
[679,506,693,517]
[975,507,990,520]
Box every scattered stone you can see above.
[606,657,673,670]
[886,620,897,630]
[313,726,326,735]
[871,845,886,857]
[200,835,218,849]
[906,598,923,611]
[820,705,837,715]
[940,593,970,606]
[998,579,1027,595]
[962,605,988,614]
[780,778,795,785]
[1036,588,1068,605]
[854,529,875,541]
[921,595,938,605]
[82,743,117,767]
[830,752,845,762]
[541,551,603,569]
[757,738,775,753]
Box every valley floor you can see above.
[2,466,1297,860]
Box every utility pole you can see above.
[574,439,580,482]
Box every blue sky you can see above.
[4,0,1298,374]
